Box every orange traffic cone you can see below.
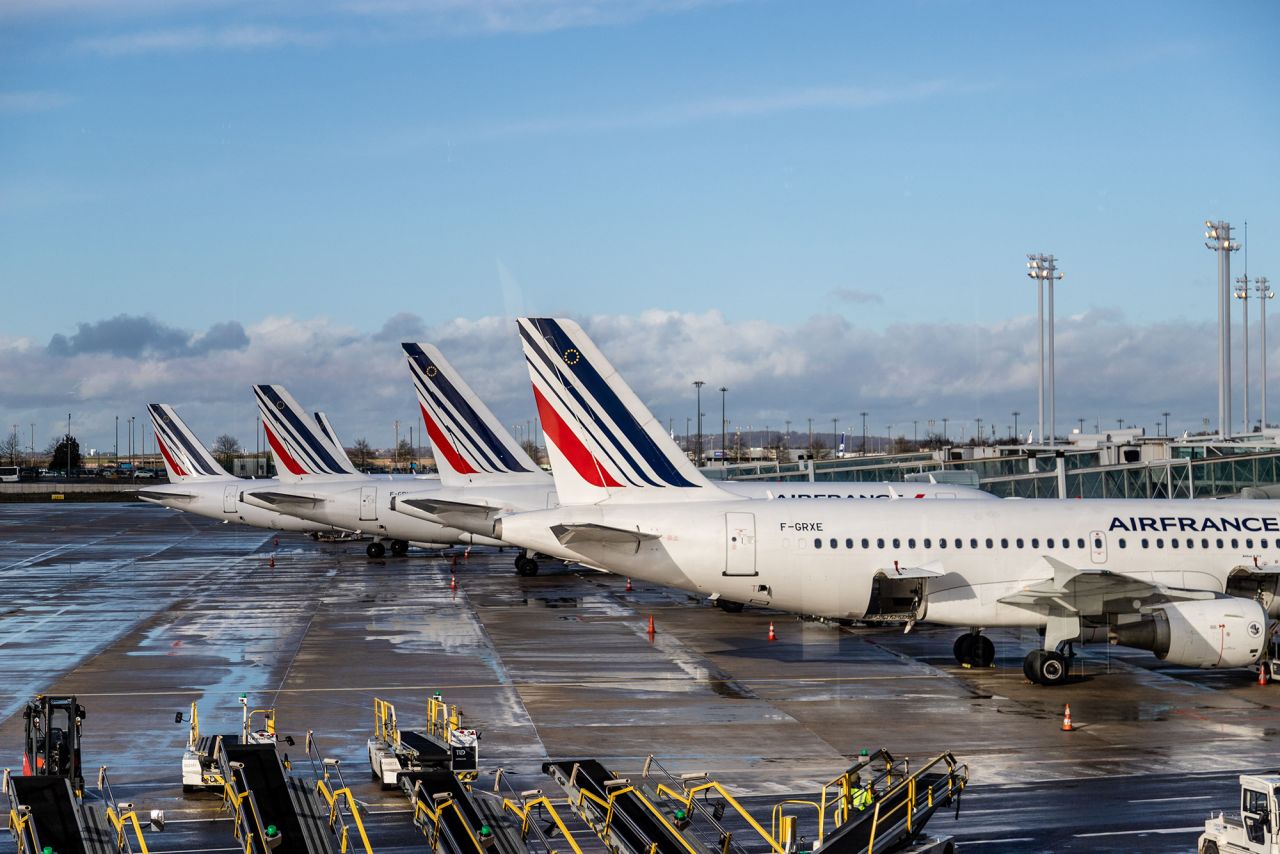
[1061,704,1073,731]
[1259,664,1270,687]
[450,574,457,591]
[768,622,777,642]
[647,615,655,636]
[625,577,633,592]
[268,555,275,568]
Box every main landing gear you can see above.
[952,632,995,668]
[515,552,540,577]
[366,539,409,559]
[1023,648,1072,686]
[716,599,745,613]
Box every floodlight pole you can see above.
[1206,220,1241,437]
[1236,274,1252,433]
[1027,254,1063,446]
[1258,277,1274,429]
[693,381,705,465]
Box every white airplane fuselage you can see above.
[498,497,1280,625]
[391,480,994,539]
[138,479,340,534]
[242,477,505,547]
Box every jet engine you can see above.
[1110,597,1268,668]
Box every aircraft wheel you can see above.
[516,557,539,577]
[973,635,996,668]
[716,599,745,613]
[1023,649,1045,683]
[1201,842,1219,854]
[953,634,975,665]
[367,541,386,559]
[390,540,409,557]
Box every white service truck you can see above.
[1199,773,1280,854]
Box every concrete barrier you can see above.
[0,483,146,503]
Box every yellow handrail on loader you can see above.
[862,752,966,854]
[306,731,375,854]
[655,779,788,854]
[411,779,486,854]
[569,774,700,854]
[502,793,587,854]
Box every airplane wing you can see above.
[998,555,1216,613]
[244,491,324,507]
[550,523,661,553]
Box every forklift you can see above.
[22,695,86,795]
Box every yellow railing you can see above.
[502,793,586,854]
[411,780,485,854]
[572,778,699,854]
[307,732,374,854]
[861,752,966,854]
[221,763,271,854]
[655,779,788,854]
[374,698,401,749]
[98,766,151,854]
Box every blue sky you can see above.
[2,0,1278,451]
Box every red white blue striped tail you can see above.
[404,342,547,487]
[253,384,360,481]
[148,404,232,481]
[518,317,730,506]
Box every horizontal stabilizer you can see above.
[137,489,198,503]
[397,497,502,523]
[244,491,323,507]
[551,522,661,549]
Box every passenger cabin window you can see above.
[814,538,822,549]
[985,538,993,548]
[1016,538,1024,548]
[939,539,947,549]
[830,538,838,549]
[846,538,854,549]
[1047,538,1055,548]
[924,538,932,548]
[862,538,870,549]
[1202,538,1210,549]
[1186,538,1194,549]
[1118,538,1126,548]
[1141,538,1150,548]
[1217,538,1224,548]
[877,538,885,549]
[1001,538,1009,549]
[908,538,917,548]
[1232,538,1240,549]
[1171,539,1179,549]
[1156,538,1164,548]
[1076,538,1086,548]
[1031,538,1039,548]
[893,538,901,548]
[970,538,978,549]
[1247,538,1255,549]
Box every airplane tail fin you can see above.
[517,317,733,505]
[147,404,232,481]
[253,384,361,482]
[313,411,358,472]
[403,342,547,487]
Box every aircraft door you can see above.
[223,484,237,514]
[360,486,378,521]
[724,512,757,576]
[1089,530,1108,564]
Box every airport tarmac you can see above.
[2,503,1279,853]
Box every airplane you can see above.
[241,384,507,558]
[391,342,995,582]
[140,403,341,534]
[492,318,1277,685]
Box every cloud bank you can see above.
[0,308,1233,452]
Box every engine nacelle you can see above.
[1110,597,1268,668]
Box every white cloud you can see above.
[335,0,737,35]
[0,308,1232,451]
[0,90,74,112]
[79,25,327,54]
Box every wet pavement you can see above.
[2,503,1279,852]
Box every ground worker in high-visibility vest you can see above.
[852,781,874,811]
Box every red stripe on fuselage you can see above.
[155,435,188,478]
[419,403,477,475]
[264,422,307,476]
[532,385,622,488]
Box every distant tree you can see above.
[769,434,791,464]
[892,435,914,454]
[519,439,546,466]
[349,438,373,470]
[47,434,82,473]
[0,429,20,465]
[211,434,239,470]
[810,438,830,460]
